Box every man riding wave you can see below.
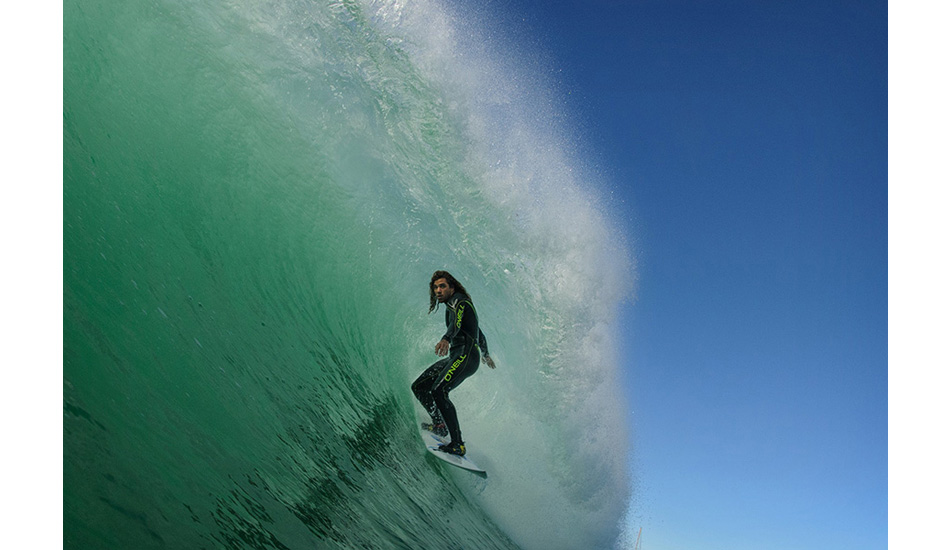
[412,271,496,456]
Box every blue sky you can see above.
[472,1,889,548]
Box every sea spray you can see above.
[64,0,634,548]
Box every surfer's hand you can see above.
[484,355,496,369]
[435,339,450,356]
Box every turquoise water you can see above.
[63,0,634,548]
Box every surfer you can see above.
[412,270,496,457]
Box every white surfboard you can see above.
[419,428,486,474]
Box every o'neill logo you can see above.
[444,354,466,381]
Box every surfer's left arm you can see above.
[478,329,496,369]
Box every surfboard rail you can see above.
[419,428,486,474]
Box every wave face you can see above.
[64,1,634,548]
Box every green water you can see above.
[64,1,633,548]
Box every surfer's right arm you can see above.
[435,338,450,356]
[436,296,468,354]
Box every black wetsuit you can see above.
[411,292,489,445]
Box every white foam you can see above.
[364,1,636,547]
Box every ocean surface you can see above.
[63,1,635,548]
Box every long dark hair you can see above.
[428,270,470,313]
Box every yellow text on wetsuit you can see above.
[444,354,467,381]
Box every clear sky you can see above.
[469,1,889,548]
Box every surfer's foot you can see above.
[422,422,448,437]
[438,441,466,456]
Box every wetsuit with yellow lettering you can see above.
[412,292,488,445]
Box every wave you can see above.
[64,0,635,548]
